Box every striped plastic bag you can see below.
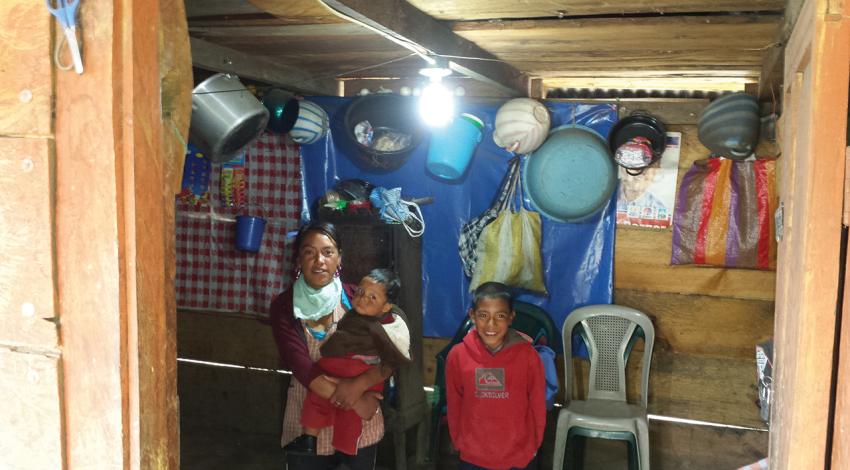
[671,158,777,270]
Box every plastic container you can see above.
[290,99,329,145]
[493,98,551,154]
[341,94,424,172]
[524,125,616,223]
[426,113,484,180]
[235,215,267,252]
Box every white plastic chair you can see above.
[552,304,655,470]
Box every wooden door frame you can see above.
[772,0,850,468]
[55,0,179,467]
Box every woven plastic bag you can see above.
[470,167,547,294]
[458,158,520,277]
[671,157,777,269]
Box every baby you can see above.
[284,268,411,456]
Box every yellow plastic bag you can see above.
[470,168,547,294]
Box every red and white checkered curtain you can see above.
[175,132,302,317]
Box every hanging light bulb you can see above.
[418,57,454,127]
[419,79,454,127]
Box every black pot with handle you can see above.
[608,111,667,175]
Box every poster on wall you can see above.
[616,132,681,229]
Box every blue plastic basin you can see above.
[523,125,616,223]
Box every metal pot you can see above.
[697,92,760,160]
[608,111,667,174]
[262,88,299,134]
[189,73,269,163]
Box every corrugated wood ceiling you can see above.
[185,0,784,94]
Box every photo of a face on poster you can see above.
[616,132,681,229]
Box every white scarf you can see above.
[292,275,342,321]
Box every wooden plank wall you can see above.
[0,2,63,469]
[2,1,186,468]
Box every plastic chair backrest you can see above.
[562,304,655,408]
[513,301,561,353]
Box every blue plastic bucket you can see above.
[426,113,484,180]
[235,216,267,252]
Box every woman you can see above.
[270,221,389,470]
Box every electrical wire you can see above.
[317,0,433,62]
[316,0,518,69]
[191,53,418,96]
[315,0,522,82]
[437,53,512,64]
[313,52,417,80]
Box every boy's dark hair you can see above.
[367,268,401,304]
[294,221,340,255]
[472,282,514,311]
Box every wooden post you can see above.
[54,0,177,468]
[771,0,850,467]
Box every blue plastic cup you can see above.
[235,215,267,252]
[426,113,484,180]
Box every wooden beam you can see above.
[835,150,850,467]
[189,37,338,95]
[286,0,529,96]
[771,0,850,467]
[408,0,785,20]
[758,0,805,100]
[340,77,516,98]
[56,0,180,467]
[56,0,127,465]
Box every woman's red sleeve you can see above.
[269,290,322,387]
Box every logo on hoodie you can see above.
[475,368,509,398]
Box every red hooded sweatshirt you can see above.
[445,329,546,469]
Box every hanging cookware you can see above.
[697,92,760,160]
[492,98,551,155]
[262,88,299,134]
[290,99,329,145]
[341,94,424,172]
[524,125,616,223]
[608,111,667,175]
[189,73,269,163]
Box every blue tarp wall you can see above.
[301,97,617,344]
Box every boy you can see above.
[284,268,411,456]
[446,282,546,470]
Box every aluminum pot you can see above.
[189,73,269,163]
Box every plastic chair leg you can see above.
[627,439,638,470]
[635,418,650,470]
[552,411,572,470]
